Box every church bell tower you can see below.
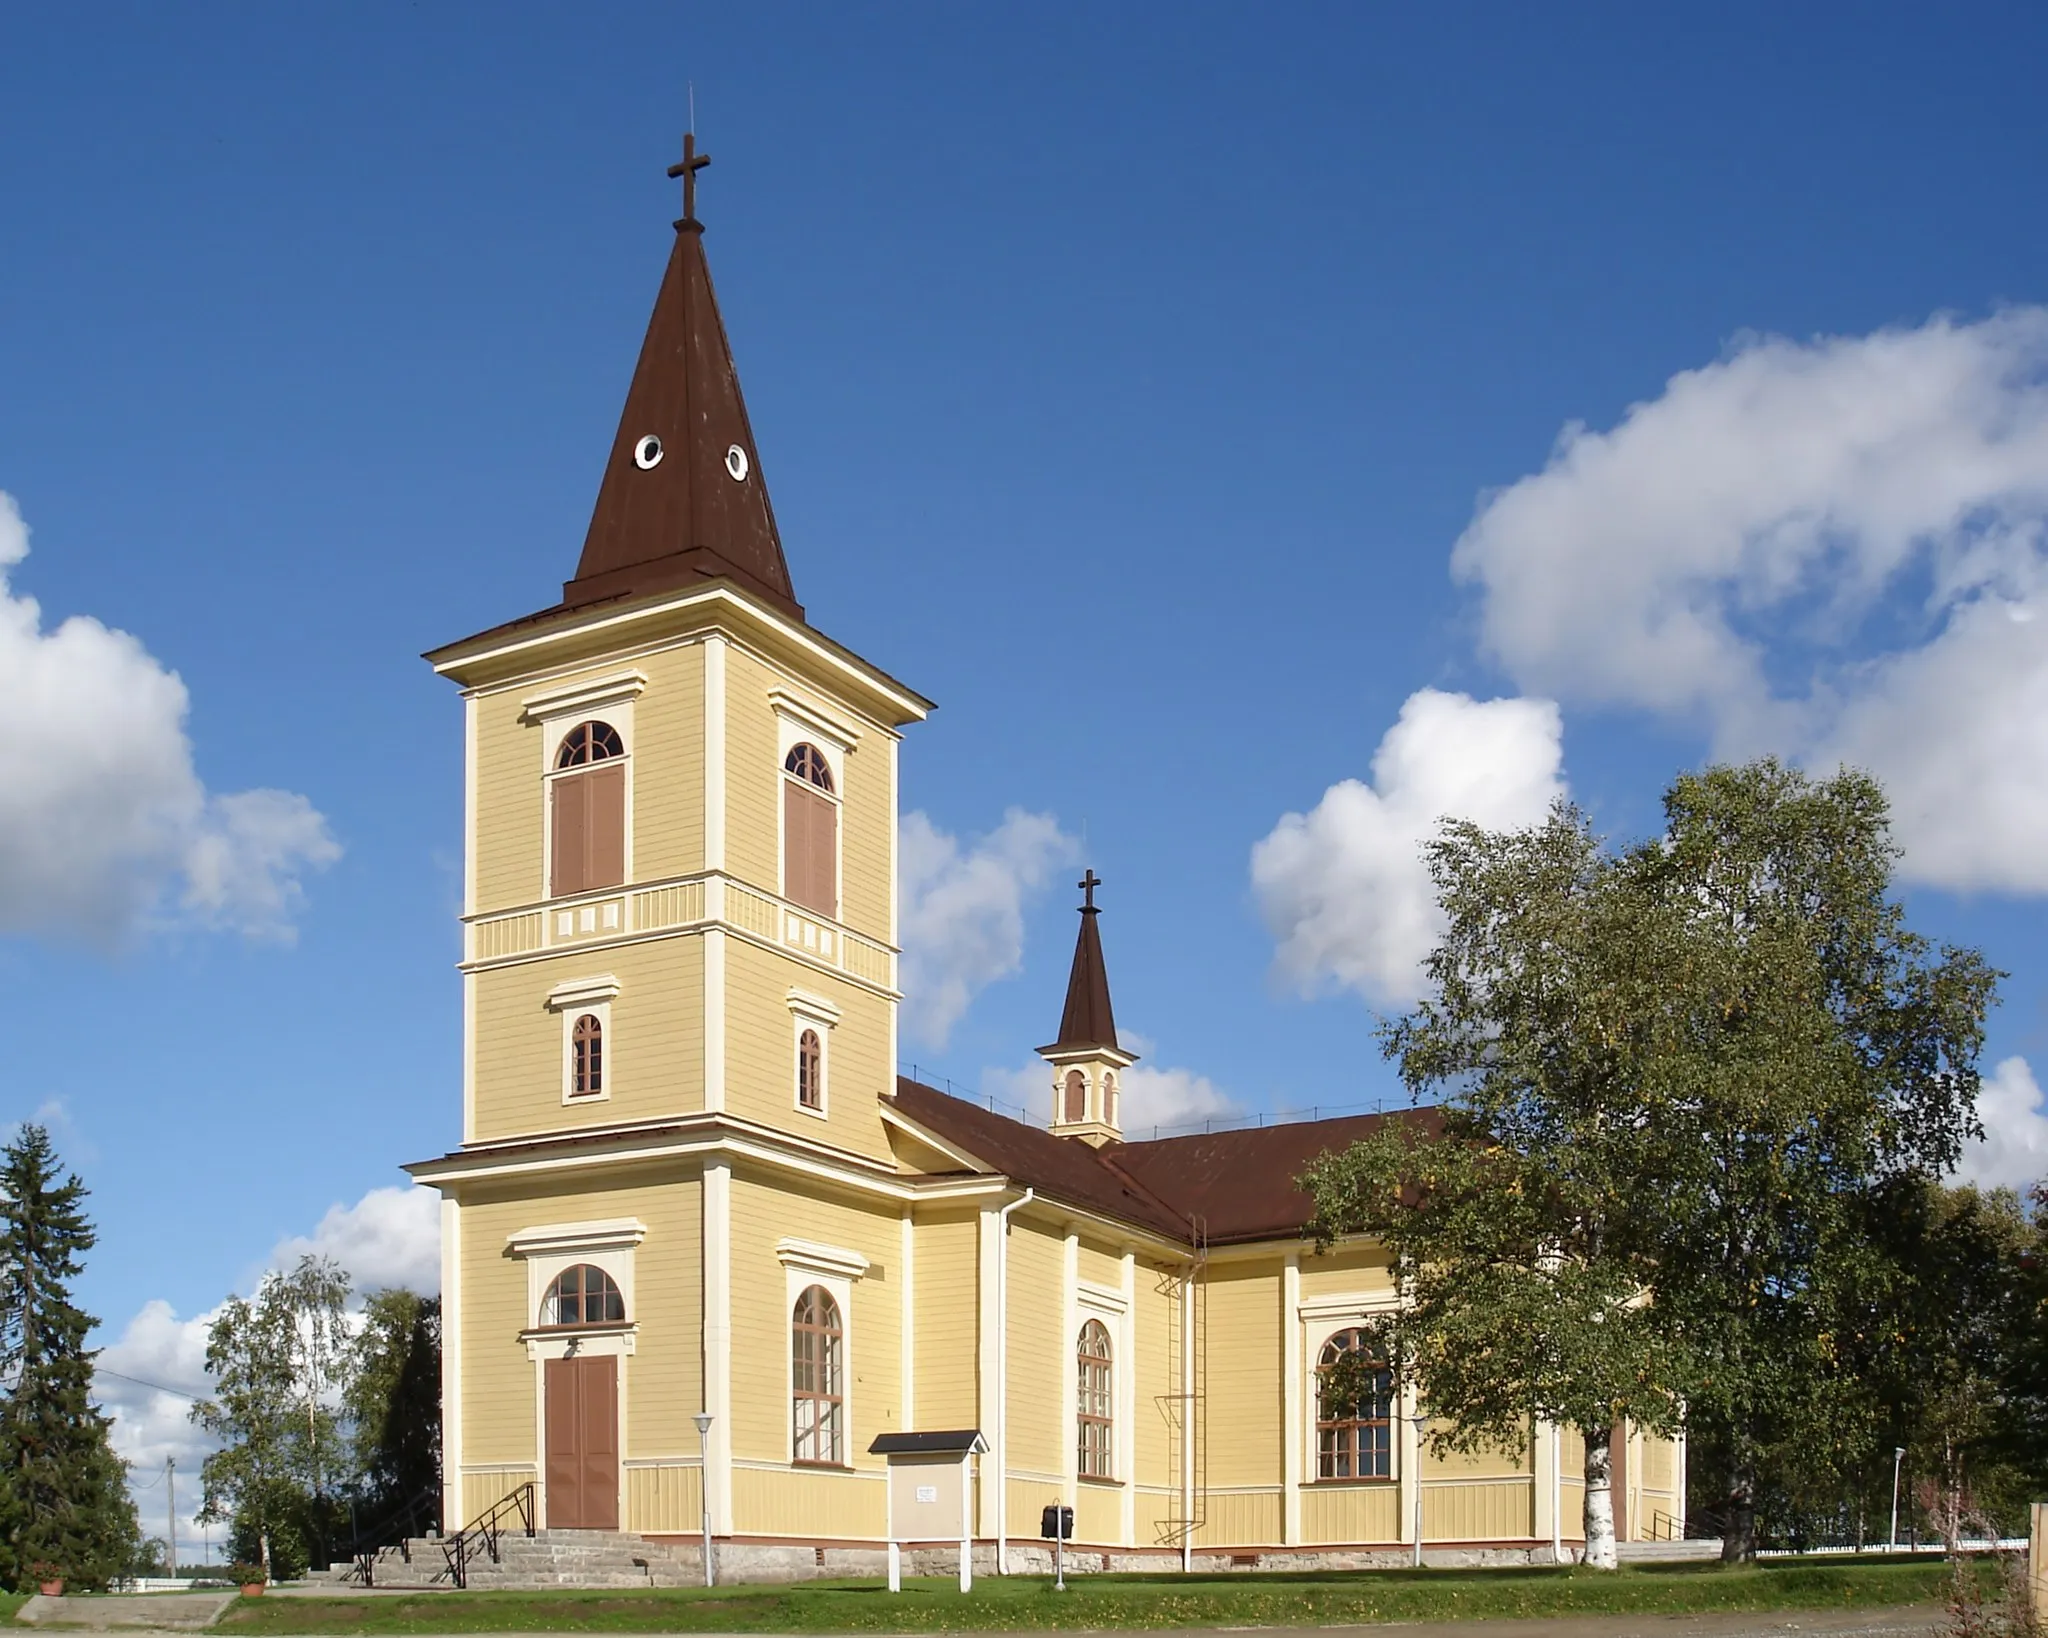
[1039,871,1135,1146]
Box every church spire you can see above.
[1039,871,1136,1146]
[563,136,801,619]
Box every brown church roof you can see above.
[563,206,801,620]
[1041,873,1120,1055]
[887,1078,1440,1248]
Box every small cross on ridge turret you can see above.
[668,131,711,224]
[1079,869,1102,912]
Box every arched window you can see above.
[1077,1319,1114,1478]
[781,743,838,918]
[797,1028,823,1111]
[571,1014,604,1097]
[542,1264,625,1328]
[1102,1072,1118,1128]
[791,1285,844,1465]
[551,720,626,897]
[1316,1329,1393,1480]
[1064,1069,1087,1124]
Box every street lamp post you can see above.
[1412,1414,1429,1568]
[1889,1447,1906,1552]
[695,1413,716,1587]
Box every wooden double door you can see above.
[544,1356,619,1530]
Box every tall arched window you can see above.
[1064,1069,1087,1123]
[791,1286,844,1464]
[542,1264,625,1328]
[782,743,838,918]
[797,1028,823,1111]
[571,1014,604,1097]
[551,720,627,897]
[1077,1319,1114,1478]
[1316,1328,1393,1480]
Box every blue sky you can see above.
[6,3,2048,1540]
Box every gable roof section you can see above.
[887,1077,1440,1248]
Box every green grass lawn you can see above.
[211,1556,1977,1634]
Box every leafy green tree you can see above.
[0,1124,140,1591]
[1302,805,1692,1567]
[345,1290,440,1536]
[192,1256,353,1577]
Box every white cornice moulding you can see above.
[785,986,844,1025]
[546,974,622,1012]
[520,670,649,724]
[1077,1281,1129,1317]
[1297,1291,1402,1325]
[506,1217,648,1257]
[766,687,863,752]
[775,1236,871,1281]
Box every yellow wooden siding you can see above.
[732,1465,888,1539]
[1004,1221,1065,1479]
[1074,1484,1121,1544]
[631,644,705,882]
[835,709,890,945]
[1076,1241,1123,1291]
[1639,1434,1675,1489]
[1007,1478,1062,1539]
[727,1172,903,1469]
[471,937,704,1142]
[1133,1264,1182,1494]
[1302,1484,1400,1544]
[456,1170,703,1467]
[911,1211,979,1429]
[723,649,781,894]
[1559,1425,1586,1471]
[1135,1487,1181,1548]
[1297,1245,1395,1299]
[474,689,543,913]
[1205,1264,1280,1488]
[722,937,891,1160]
[627,1463,704,1534]
[1424,1431,1534,1479]
[460,1468,536,1523]
[1424,1478,1535,1541]
[1196,1490,1283,1547]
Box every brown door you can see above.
[544,1356,619,1530]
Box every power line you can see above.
[95,1367,204,1403]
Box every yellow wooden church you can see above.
[408,155,1684,1577]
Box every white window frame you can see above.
[1301,1294,1402,1484]
[786,988,841,1120]
[526,679,641,903]
[548,976,620,1105]
[778,1238,867,1468]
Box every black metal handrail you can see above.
[440,1482,536,1590]
[341,1484,444,1587]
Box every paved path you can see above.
[13,1592,236,1629]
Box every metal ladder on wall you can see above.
[1160,1217,1209,1557]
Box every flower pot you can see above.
[239,1583,265,1598]
[38,1580,63,1597]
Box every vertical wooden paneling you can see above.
[1196,1491,1283,1547]
[1423,1478,1534,1542]
[1074,1484,1121,1545]
[912,1212,979,1429]
[1302,1484,1401,1544]
[626,1463,704,1534]
[587,764,625,888]
[460,1468,536,1524]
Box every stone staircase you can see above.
[313,1530,700,1591]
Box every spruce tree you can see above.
[0,1124,139,1591]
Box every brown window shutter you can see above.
[810,791,837,918]
[587,764,626,889]
[1065,1070,1087,1123]
[551,775,588,897]
[783,779,811,909]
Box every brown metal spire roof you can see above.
[563,143,801,620]
[1041,871,1120,1054]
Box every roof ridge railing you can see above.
[901,1067,1389,1143]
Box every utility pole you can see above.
[166,1458,178,1578]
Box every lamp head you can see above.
[695,1412,715,1437]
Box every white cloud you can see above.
[899,807,1079,1048]
[1955,1055,2048,1193]
[1251,689,1567,1008]
[1449,309,2048,891]
[981,1031,1239,1139]
[0,493,340,943]
[269,1183,442,1296]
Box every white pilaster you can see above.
[899,1210,915,1431]
[1533,1417,1557,1558]
[1281,1254,1301,1544]
[1062,1230,1079,1507]
[976,1207,1002,1538]
[703,1160,733,1534]
[703,927,726,1114]
[703,636,727,872]
[440,1194,462,1532]
[1400,1380,1422,1556]
[1119,1248,1136,1546]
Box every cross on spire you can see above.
[1079,869,1102,911]
[667,131,711,224]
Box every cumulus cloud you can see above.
[981,1031,1239,1138]
[0,493,340,943]
[1449,309,2048,891]
[1954,1056,2048,1193]
[899,808,1080,1048]
[269,1183,442,1297]
[1251,689,1568,1008]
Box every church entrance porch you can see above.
[545,1355,620,1530]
